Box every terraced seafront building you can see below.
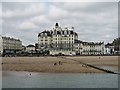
[1,36,22,55]
[74,40,104,55]
[38,23,104,55]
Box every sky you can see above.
[1,1,118,45]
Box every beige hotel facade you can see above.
[38,23,104,55]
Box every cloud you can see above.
[2,2,118,45]
[0,4,2,35]
[18,21,39,30]
[1,0,119,2]
[48,5,69,20]
[2,3,46,19]
[30,15,49,25]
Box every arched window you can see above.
[45,33,47,36]
[41,33,43,36]
[65,30,67,35]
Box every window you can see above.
[45,33,47,36]
[65,31,67,35]
[41,33,43,36]
[62,31,64,34]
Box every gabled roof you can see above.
[2,36,21,42]
[27,44,35,47]
[38,30,52,37]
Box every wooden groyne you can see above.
[58,56,118,74]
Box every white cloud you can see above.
[3,3,46,19]
[30,15,49,24]
[48,5,69,20]
[2,2,118,45]
[18,21,39,30]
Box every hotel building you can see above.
[38,23,104,55]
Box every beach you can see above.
[2,56,118,73]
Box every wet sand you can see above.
[2,56,118,73]
[67,56,118,71]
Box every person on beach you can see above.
[54,62,57,66]
[59,61,62,65]
[54,61,62,66]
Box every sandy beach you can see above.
[2,56,118,73]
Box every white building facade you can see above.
[26,45,35,53]
[2,36,22,54]
[38,23,78,55]
[38,23,104,55]
[74,40,104,55]
[105,43,115,55]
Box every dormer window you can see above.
[41,33,43,36]
[65,30,67,35]
[45,33,47,36]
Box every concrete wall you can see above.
[50,50,76,55]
